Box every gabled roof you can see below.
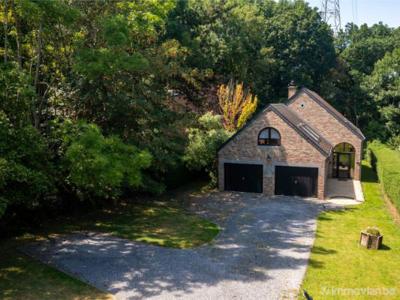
[288,87,366,140]
[270,104,332,156]
[217,103,333,157]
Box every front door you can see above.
[335,153,351,179]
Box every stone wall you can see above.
[288,92,363,180]
[218,109,328,199]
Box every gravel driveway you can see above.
[23,194,323,300]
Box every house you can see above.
[217,83,365,200]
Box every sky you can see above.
[306,0,400,28]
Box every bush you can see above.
[183,112,232,186]
[365,227,381,236]
[388,135,400,151]
[63,122,152,202]
[368,141,400,212]
[0,113,55,218]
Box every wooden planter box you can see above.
[360,231,383,249]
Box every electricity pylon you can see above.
[321,0,341,33]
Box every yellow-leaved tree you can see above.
[218,80,258,131]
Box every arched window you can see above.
[258,127,281,146]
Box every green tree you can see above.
[166,0,335,103]
[71,0,190,191]
[320,23,400,138]
[64,122,152,202]
[337,23,398,76]
[364,48,400,137]
[261,0,335,100]
[184,112,231,185]
[0,112,54,218]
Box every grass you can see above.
[0,196,219,299]
[64,201,220,249]
[369,142,400,212]
[0,235,114,300]
[300,163,400,299]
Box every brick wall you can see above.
[218,109,327,199]
[288,92,363,180]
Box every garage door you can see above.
[275,166,318,197]
[224,163,263,193]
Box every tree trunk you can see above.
[33,22,43,129]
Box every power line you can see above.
[352,0,358,24]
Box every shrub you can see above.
[183,112,232,185]
[0,113,55,218]
[388,135,400,151]
[218,80,258,131]
[63,123,152,202]
[365,227,381,236]
[368,141,400,212]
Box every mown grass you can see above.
[300,163,400,299]
[0,197,219,299]
[369,141,400,213]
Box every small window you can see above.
[258,127,281,146]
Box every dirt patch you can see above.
[382,189,400,226]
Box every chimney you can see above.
[288,80,297,99]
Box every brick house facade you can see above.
[217,85,365,200]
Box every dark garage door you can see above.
[275,166,318,197]
[224,163,263,193]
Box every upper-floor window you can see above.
[258,127,281,146]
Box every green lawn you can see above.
[301,163,400,299]
[0,199,219,299]
[64,201,220,249]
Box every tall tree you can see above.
[364,48,400,138]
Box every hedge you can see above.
[368,141,400,212]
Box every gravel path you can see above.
[23,194,324,300]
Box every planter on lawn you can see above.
[359,231,383,250]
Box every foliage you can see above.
[0,112,54,218]
[364,48,400,137]
[184,112,231,184]
[388,135,400,151]
[365,227,381,236]
[166,0,336,103]
[218,80,258,131]
[337,23,398,76]
[63,123,152,201]
[329,23,400,139]
[0,63,34,126]
[1,0,400,224]
[368,141,400,213]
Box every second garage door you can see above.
[275,166,318,197]
[224,163,263,193]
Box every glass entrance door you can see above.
[334,152,351,179]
